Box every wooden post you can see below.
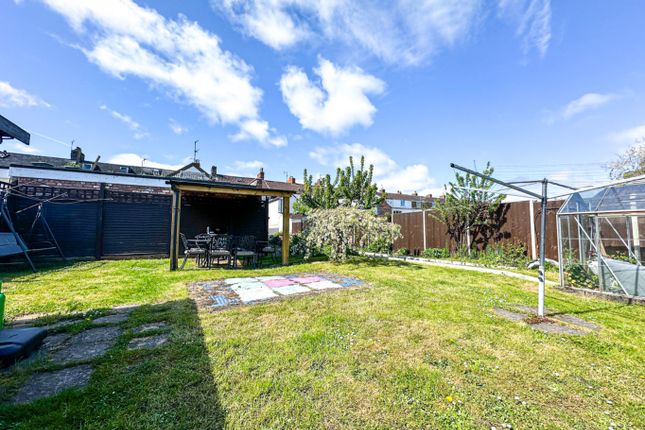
[95,183,106,260]
[282,195,290,265]
[169,188,182,270]
[422,209,427,250]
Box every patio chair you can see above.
[256,240,278,266]
[233,235,257,269]
[180,233,208,270]
[209,234,232,268]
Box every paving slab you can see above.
[263,278,295,288]
[273,284,311,296]
[127,334,169,350]
[42,333,72,352]
[42,318,85,331]
[112,305,140,314]
[552,314,601,331]
[11,365,93,405]
[494,308,527,322]
[132,322,168,334]
[236,287,278,303]
[531,322,586,336]
[92,313,128,325]
[51,326,121,364]
[305,280,342,290]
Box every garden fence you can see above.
[392,199,564,260]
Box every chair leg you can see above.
[180,254,189,270]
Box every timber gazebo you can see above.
[167,169,299,270]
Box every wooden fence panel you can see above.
[393,200,564,260]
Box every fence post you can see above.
[95,183,106,260]
[422,209,427,250]
[529,199,537,260]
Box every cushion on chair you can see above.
[210,250,230,256]
[262,246,275,253]
[236,251,255,257]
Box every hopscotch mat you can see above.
[188,273,366,310]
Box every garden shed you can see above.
[557,176,645,297]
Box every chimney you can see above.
[287,176,296,184]
[397,190,402,194]
[211,165,217,177]
[70,147,85,162]
[256,167,265,180]
[412,191,418,196]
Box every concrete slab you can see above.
[41,333,72,352]
[11,365,93,405]
[305,281,342,290]
[127,334,169,350]
[132,322,168,334]
[273,284,311,296]
[50,327,121,364]
[531,322,586,336]
[236,287,278,303]
[92,313,128,325]
[493,308,527,322]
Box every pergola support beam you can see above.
[282,195,290,265]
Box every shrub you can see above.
[394,247,410,256]
[289,233,307,256]
[421,248,450,259]
[564,263,598,289]
[304,207,401,262]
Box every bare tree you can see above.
[607,143,645,179]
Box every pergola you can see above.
[167,178,296,270]
[557,175,645,297]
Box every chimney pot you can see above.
[70,147,85,162]
[397,190,402,194]
[211,165,217,177]
[287,176,296,184]
[256,167,265,180]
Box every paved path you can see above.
[362,252,558,285]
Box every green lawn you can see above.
[0,258,643,429]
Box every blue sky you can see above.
[1,0,645,196]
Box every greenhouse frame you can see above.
[557,175,645,297]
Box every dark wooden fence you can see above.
[392,200,564,260]
[5,184,268,260]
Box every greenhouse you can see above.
[557,176,645,297]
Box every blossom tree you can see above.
[304,207,401,262]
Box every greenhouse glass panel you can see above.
[558,178,645,297]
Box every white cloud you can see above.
[611,124,645,145]
[216,0,482,66]
[107,153,186,170]
[99,104,149,139]
[280,58,385,135]
[6,142,41,154]
[560,92,617,120]
[498,0,552,57]
[41,0,285,146]
[0,81,50,108]
[230,119,287,147]
[309,143,439,195]
[169,118,187,135]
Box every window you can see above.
[411,201,418,209]
[400,200,405,207]
[81,162,93,170]
[278,199,283,214]
[119,166,131,174]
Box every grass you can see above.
[0,257,643,429]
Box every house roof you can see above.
[381,192,435,201]
[0,151,301,193]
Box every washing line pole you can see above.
[449,163,548,317]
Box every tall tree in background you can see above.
[607,143,645,179]
[337,156,384,209]
[433,162,505,252]
[293,170,339,214]
[294,156,384,213]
